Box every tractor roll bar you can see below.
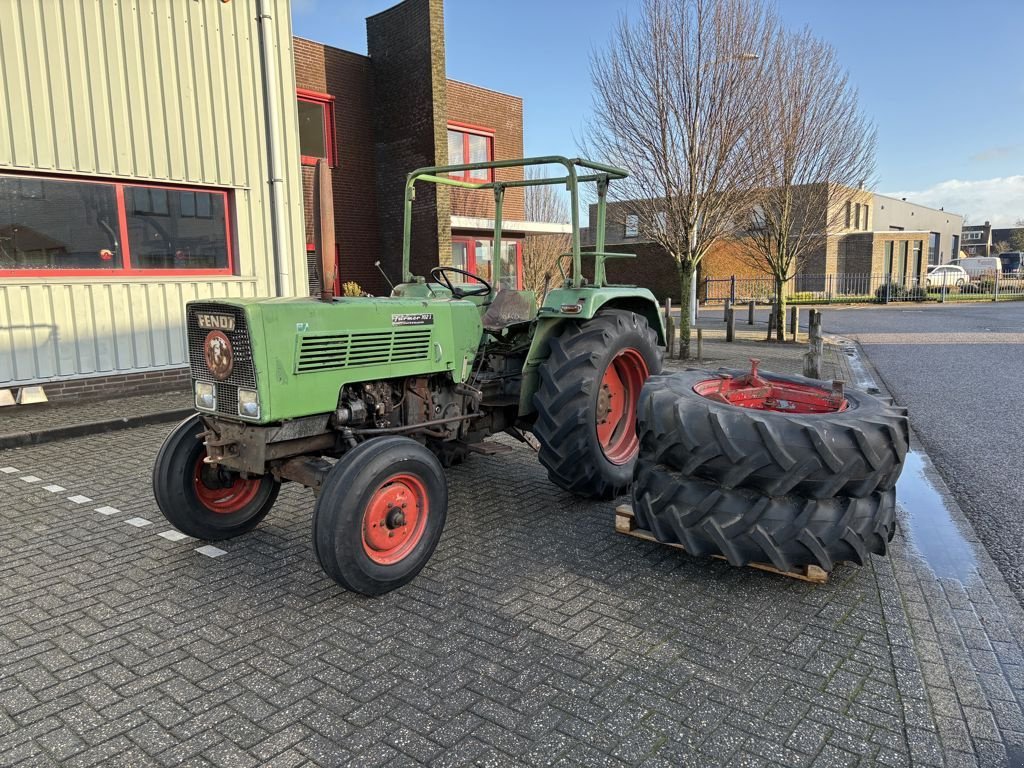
[402,155,628,289]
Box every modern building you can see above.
[0,0,534,398]
[584,188,962,301]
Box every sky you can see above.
[292,0,1024,227]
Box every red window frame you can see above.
[297,88,337,167]
[452,235,522,289]
[447,122,494,182]
[0,172,234,278]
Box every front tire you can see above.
[532,309,662,499]
[312,437,448,596]
[152,415,280,540]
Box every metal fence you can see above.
[704,272,1024,305]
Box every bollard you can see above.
[664,297,675,359]
[788,305,798,341]
[723,297,731,323]
[726,306,735,342]
[748,299,755,325]
[697,328,703,362]
[766,303,776,341]
[803,309,823,379]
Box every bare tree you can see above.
[585,0,776,357]
[522,168,570,298]
[738,28,876,340]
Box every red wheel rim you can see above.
[193,455,263,514]
[596,348,650,465]
[693,359,849,414]
[362,473,428,565]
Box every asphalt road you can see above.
[821,302,1024,603]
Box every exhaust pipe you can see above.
[312,158,336,302]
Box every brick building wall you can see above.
[837,233,874,274]
[446,80,524,221]
[367,0,450,285]
[293,38,384,294]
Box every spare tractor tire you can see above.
[639,368,909,500]
[632,459,896,573]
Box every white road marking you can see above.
[20,476,42,483]
[95,506,121,516]
[67,495,92,504]
[125,517,152,527]
[157,530,191,542]
[43,485,66,493]
[0,467,19,474]
[196,545,226,558]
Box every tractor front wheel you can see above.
[152,415,280,540]
[312,437,448,596]
[533,309,661,499]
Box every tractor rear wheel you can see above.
[533,309,661,499]
[153,415,280,540]
[312,437,447,596]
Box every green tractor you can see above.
[153,156,665,595]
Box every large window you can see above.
[0,173,232,275]
[451,236,521,289]
[447,123,493,181]
[297,89,336,166]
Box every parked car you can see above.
[951,256,1002,279]
[925,264,968,289]
[998,251,1023,276]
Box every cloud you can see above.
[882,176,1024,227]
[969,145,1020,163]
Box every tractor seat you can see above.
[481,289,538,332]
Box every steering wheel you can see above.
[429,266,493,298]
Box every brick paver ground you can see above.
[1,320,1023,767]
[0,390,192,438]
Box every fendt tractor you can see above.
[153,157,665,595]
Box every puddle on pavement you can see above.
[896,450,978,582]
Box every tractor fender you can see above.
[517,288,665,417]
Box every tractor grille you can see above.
[296,328,433,373]
[186,303,256,418]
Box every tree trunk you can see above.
[775,275,786,342]
[678,263,692,358]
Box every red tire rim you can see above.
[362,473,428,565]
[193,455,263,514]
[596,347,650,465]
[693,359,849,414]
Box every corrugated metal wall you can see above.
[0,0,305,385]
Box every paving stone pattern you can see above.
[1,328,1023,766]
[0,390,192,437]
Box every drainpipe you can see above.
[255,0,290,297]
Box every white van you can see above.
[952,256,1002,278]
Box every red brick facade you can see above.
[446,80,524,221]
[293,38,383,293]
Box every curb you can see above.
[0,408,194,450]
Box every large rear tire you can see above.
[152,415,280,540]
[632,459,896,573]
[639,369,909,500]
[532,309,661,499]
[312,437,447,596]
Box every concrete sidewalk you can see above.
[0,389,193,450]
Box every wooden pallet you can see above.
[614,504,829,584]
